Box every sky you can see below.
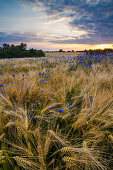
[0,0,113,51]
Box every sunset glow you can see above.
[92,44,113,50]
[0,0,113,51]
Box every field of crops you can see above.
[0,52,113,169]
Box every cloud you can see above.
[21,0,113,44]
[0,32,43,44]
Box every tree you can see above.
[59,49,63,52]
[0,43,45,59]
[29,48,37,56]
[36,50,45,57]
[19,43,27,50]
[2,43,10,49]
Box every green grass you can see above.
[0,54,113,169]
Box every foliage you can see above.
[0,43,45,59]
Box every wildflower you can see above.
[62,136,66,139]
[0,85,3,87]
[41,79,45,83]
[68,104,72,108]
[38,72,41,75]
[54,84,56,87]
[50,106,54,110]
[73,118,76,121]
[4,84,7,87]
[58,108,64,113]
[88,98,93,103]
[74,112,77,116]
[2,92,6,95]
[13,75,16,77]
[21,99,24,102]
[22,74,24,76]
[29,117,34,120]
[26,86,29,89]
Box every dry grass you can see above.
[0,53,113,169]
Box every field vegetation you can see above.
[0,51,113,169]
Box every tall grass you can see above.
[0,53,113,169]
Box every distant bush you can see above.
[0,43,45,58]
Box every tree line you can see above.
[0,43,45,59]
[84,48,113,55]
[58,48,113,54]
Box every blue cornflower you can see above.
[26,86,29,89]
[38,72,41,75]
[74,112,77,116]
[2,92,6,95]
[50,106,54,110]
[88,98,93,103]
[58,108,64,113]
[29,117,34,120]
[68,104,72,108]
[41,79,45,83]
[22,74,24,76]
[13,75,16,77]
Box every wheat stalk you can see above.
[48,130,69,146]
[62,156,77,163]
[14,156,39,170]
[44,137,51,157]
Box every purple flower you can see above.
[68,104,72,108]
[62,136,66,139]
[41,79,45,83]
[58,108,64,113]
[2,92,6,95]
[50,106,54,110]
[29,117,34,120]
[88,98,93,103]
[38,72,41,75]
[26,86,29,89]
[74,112,77,116]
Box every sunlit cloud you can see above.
[0,0,113,50]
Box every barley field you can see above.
[0,52,113,169]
